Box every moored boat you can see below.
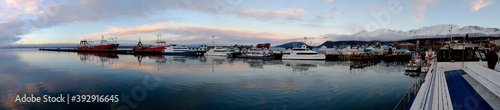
[282,44,325,60]
[77,36,119,50]
[204,47,233,57]
[405,53,422,72]
[162,44,197,56]
[238,48,273,59]
[133,35,166,52]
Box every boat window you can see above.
[173,50,188,51]
[214,50,228,52]
[173,48,188,49]
[437,49,486,62]
[474,51,482,59]
[293,49,307,51]
[297,53,318,55]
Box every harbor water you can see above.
[0,49,421,110]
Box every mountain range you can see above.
[341,24,500,41]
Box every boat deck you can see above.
[410,62,500,110]
[445,70,492,110]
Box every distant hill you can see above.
[317,41,383,48]
[275,42,310,48]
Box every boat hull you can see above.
[134,45,165,52]
[404,66,421,72]
[237,55,273,59]
[77,44,119,50]
[204,52,232,57]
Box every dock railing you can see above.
[394,60,437,110]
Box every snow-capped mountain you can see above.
[348,24,500,41]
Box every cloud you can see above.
[470,0,493,11]
[315,7,341,21]
[410,0,436,22]
[0,0,308,44]
[83,23,304,45]
[235,8,306,20]
[326,0,334,3]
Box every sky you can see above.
[0,0,498,46]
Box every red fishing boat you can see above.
[133,34,166,52]
[77,36,119,50]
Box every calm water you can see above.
[0,49,419,110]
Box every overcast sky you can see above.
[0,0,498,45]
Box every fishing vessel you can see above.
[204,47,233,57]
[162,44,197,56]
[397,34,500,110]
[133,35,166,52]
[77,36,119,50]
[405,53,422,72]
[282,44,326,60]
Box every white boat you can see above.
[204,47,233,57]
[405,53,422,72]
[162,44,197,56]
[403,35,500,110]
[240,48,272,58]
[282,44,326,60]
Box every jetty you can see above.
[38,48,207,55]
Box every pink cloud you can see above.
[470,0,493,11]
[410,0,436,22]
[83,23,306,44]
[235,8,306,20]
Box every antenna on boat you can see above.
[304,37,307,44]
[212,36,215,46]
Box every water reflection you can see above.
[282,60,325,73]
[243,59,267,68]
[404,72,421,78]
[77,52,118,66]
[0,49,419,110]
[98,54,408,73]
[349,60,380,69]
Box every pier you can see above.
[38,48,207,55]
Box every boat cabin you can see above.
[436,43,487,62]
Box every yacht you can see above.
[204,47,233,57]
[282,44,326,60]
[239,48,272,59]
[398,36,500,110]
[162,44,197,56]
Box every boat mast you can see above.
[449,27,453,44]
